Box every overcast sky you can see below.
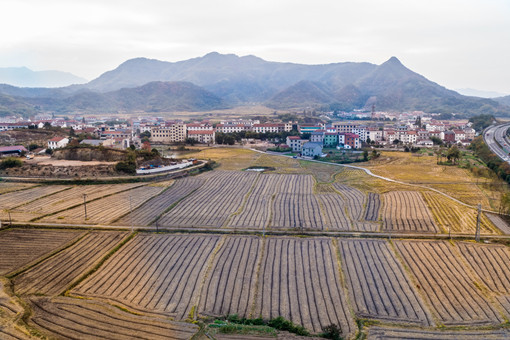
[1,0,509,93]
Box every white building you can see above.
[187,130,215,144]
[48,137,69,149]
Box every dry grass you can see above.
[362,151,501,209]
[184,147,261,170]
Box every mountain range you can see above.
[0,67,87,88]
[0,52,508,117]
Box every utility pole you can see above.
[83,194,87,221]
[475,203,481,242]
[8,210,12,226]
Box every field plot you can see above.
[383,191,438,232]
[317,194,350,230]
[367,326,510,339]
[12,183,143,222]
[364,193,381,221]
[456,242,510,316]
[486,213,510,234]
[395,240,503,325]
[422,192,496,234]
[254,237,355,336]
[0,185,69,211]
[0,182,36,195]
[0,228,85,275]
[199,236,261,317]
[29,296,198,340]
[115,177,205,226]
[271,193,324,229]
[338,239,433,325]
[14,231,127,296]
[333,183,366,221]
[228,174,282,229]
[158,171,257,228]
[73,234,220,319]
[41,185,164,224]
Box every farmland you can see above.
[3,149,510,338]
[254,237,355,337]
[395,240,503,325]
[29,296,198,340]
[13,231,127,295]
[157,171,257,228]
[383,191,439,233]
[338,239,433,325]
[0,228,85,275]
[73,234,221,319]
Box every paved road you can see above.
[484,123,510,163]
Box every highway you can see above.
[484,123,510,163]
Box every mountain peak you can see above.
[383,56,403,66]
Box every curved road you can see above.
[484,123,510,163]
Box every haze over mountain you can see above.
[0,52,508,117]
[456,88,508,99]
[0,67,87,88]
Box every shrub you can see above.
[115,161,136,174]
[0,157,23,169]
[321,324,343,340]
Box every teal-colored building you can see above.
[324,133,338,147]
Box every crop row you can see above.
[383,191,438,232]
[115,177,205,226]
[0,185,70,211]
[14,231,127,296]
[0,228,84,275]
[41,186,165,224]
[157,171,258,228]
[29,296,198,340]
[422,192,496,234]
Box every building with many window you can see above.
[150,123,186,143]
[187,130,215,144]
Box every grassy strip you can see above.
[7,230,90,279]
[63,231,137,296]
[30,183,147,222]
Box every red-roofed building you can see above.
[339,133,360,149]
[187,130,215,144]
[253,123,286,134]
[215,124,251,133]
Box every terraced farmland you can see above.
[157,171,257,228]
[0,185,69,211]
[333,183,366,221]
[254,237,355,337]
[13,183,143,221]
[271,192,324,229]
[364,193,381,221]
[29,297,198,340]
[41,185,165,224]
[199,236,261,317]
[383,191,438,232]
[338,239,433,325]
[228,174,282,229]
[317,194,350,230]
[367,327,510,339]
[115,177,205,226]
[14,231,127,296]
[423,191,497,234]
[395,240,503,325]
[73,234,220,319]
[0,182,36,195]
[0,229,85,275]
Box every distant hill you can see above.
[0,81,225,115]
[0,53,508,116]
[456,88,508,98]
[0,67,87,88]
[495,95,510,107]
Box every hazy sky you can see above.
[1,0,509,93]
